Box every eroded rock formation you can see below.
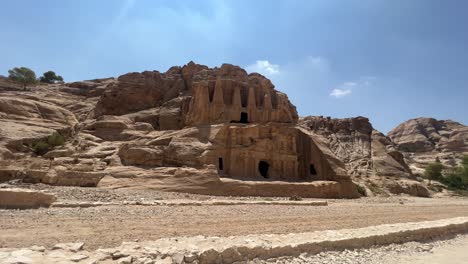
[299,116,412,178]
[0,62,358,198]
[388,117,468,174]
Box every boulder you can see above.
[0,188,56,209]
[49,170,106,187]
[386,180,430,197]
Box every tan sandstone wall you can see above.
[203,124,342,182]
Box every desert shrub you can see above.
[32,132,65,156]
[368,183,389,197]
[47,132,65,147]
[424,159,443,184]
[440,156,468,190]
[441,174,465,189]
[33,141,50,155]
[356,185,367,197]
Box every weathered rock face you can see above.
[299,116,412,178]
[0,96,78,156]
[388,117,468,173]
[94,71,185,117]
[186,66,298,125]
[60,77,115,97]
[0,62,358,198]
[388,118,466,152]
[93,62,298,127]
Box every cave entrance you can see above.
[218,157,224,171]
[310,163,317,176]
[258,161,270,178]
[240,112,249,123]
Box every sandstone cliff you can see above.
[388,117,468,174]
[299,116,412,178]
[0,62,358,199]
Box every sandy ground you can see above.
[262,234,468,264]
[1,183,468,251]
[396,235,468,264]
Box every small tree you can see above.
[8,67,37,90]
[424,159,443,185]
[39,71,64,84]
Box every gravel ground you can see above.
[260,234,468,264]
[1,182,468,251]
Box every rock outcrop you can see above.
[0,188,56,209]
[93,62,298,126]
[299,116,412,178]
[0,95,78,158]
[0,62,359,199]
[388,118,468,173]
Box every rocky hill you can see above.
[388,117,468,174]
[1,62,466,198]
[0,62,358,199]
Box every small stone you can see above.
[171,253,184,264]
[2,255,33,264]
[118,256,133,264]
[29,245,45,252]
[184,253,198,263]
[69,253,89,262]
[112,251,130,260]
[52,242,84,252]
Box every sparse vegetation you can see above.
[32,141,50,155]
[368,183,389,196]
[439,155,468,190]
[424,158,443,184]
[32,132,66,155]
[8,67,37,90]
[356,184,367,197]
[47,132,65,147]
[39,70,64,84]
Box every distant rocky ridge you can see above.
[388,117,468,174]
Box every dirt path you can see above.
[1,196,468,250]
[396,235,468,264]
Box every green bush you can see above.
[356,185,367,197]
[32,132,65,156]
[440,155,468,190]
[47,132,65,147]
[424,160,443,184]
[33,141,50,155]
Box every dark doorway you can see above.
[240,112,249,123]
[310,164,317,175]
[258,161,270,178]
[218,158,224,171]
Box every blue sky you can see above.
[1,0,467,133]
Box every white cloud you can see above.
[330,77,376,98]
[246,60,280,76]
[330,88,352,98]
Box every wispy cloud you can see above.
[246,60,280,76]
[330,77,375,98]
[330,87,352,98]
